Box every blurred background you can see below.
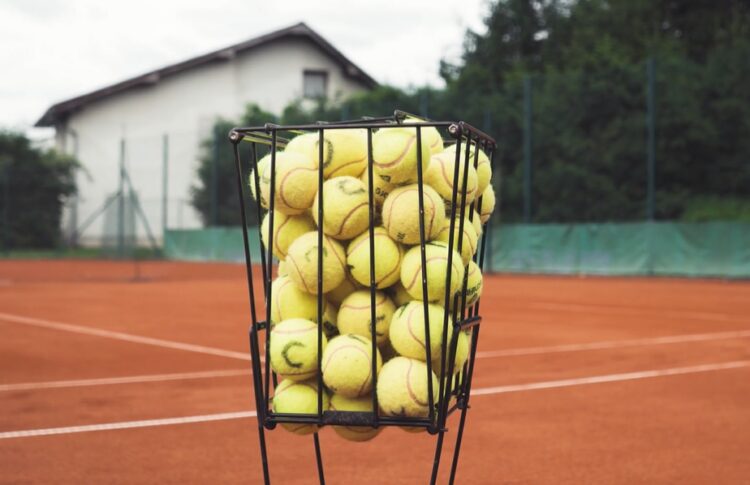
[1,0,748,278]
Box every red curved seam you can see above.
[375,136,415,169]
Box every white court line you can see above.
[0,369,249,392]
[2,311,748,368]
[1,360,747,440]
[471,360,750,396]
[0,411,258,439]
[475,329,750,358]
[0,312,251,361]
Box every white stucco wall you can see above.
[58,37,371,245]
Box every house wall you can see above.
[59,37,370,245]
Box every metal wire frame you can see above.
[229,111,496,485]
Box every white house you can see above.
[36,22,377,246]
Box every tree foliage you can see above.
[193,0,750,224]
[0,132,78,249]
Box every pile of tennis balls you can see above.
[252,122,495,442]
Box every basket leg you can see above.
[313,432,326,484]
[448,406,469,484]
[429,431,446,484]
[448,322,482,484]
[257,421,271,485]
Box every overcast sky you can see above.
[0,0,490,133]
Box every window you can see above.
[303,70,328,99]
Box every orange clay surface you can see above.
[0,260,749,484]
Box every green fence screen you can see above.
[165,222,750,278]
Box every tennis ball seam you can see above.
[404,304,427,352]
[322,344,372,395]
[330,201,369,238]
[406,358,429,407]
[327,154,368,178]
[339,292,387,311]
[375,135,415,169]
[385,187,439,240]
[279,166,318,211]
[403,254,462,294]
[286,252,313,294]
[438,157,477,200]
[347,232,402,286]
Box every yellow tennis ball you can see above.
[272,379,329,435]
[277,260,288,276]
[377,356,439,418]
[250,151,318,215]
[284,132,318,155]
[471,211,483,237]
[443,143,492,195]
[462,260,483,308]
[322,334,382,398]
[423,152,478,210]
[404,117,444,155]
[382,184,445,245]
[270,275,339,336]
[312,176,370,240]
[329,393,381,442]
[261,211,316,260]
[337,290,396,345]
[389,301,451,362]
[431,330,469,377]
[436,217,478,266]
[372,126,432,185]
[477,184,496,224]
[386,281,412,308]
[360,167,395,211]
[400,241,465,303]
[286,231,347,294]
[327,271,361,306]
[315,129,368,178]
[270,318,327,381]
[346,226,404,288]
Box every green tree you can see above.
[190,104,277,226]
[0,131,78,249]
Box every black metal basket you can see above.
[229,110,496,484]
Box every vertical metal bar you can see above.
[366,127,379,421]
[314,128,327,485]
[250,144,269,296]
[69,130,79,247]
[118,138,126,258]
[436,134,463,431]
[316,128,325,417]
[161,133,168,239]
[264,131,278,417]
[211,129,219,226]
[448,323,481,484]
[414,126,435,426]
[646,57,656,221]
[231,135,270,485]
[522,75,533,223]
[313,432,326,485]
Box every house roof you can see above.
[35,22,378,127]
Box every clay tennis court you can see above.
[1,260,748,483]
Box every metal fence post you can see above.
[118,138,126,258]
[162,133,169,241]
[646,57,656,221]
[523,75,533,223]
[211,129,219,226]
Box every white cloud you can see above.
[0,0,490,131]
